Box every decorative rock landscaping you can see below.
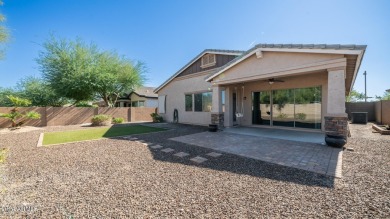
[0,123,388,218]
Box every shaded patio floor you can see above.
[225,126,326,144]
[171,127,342,177]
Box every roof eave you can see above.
[206,46,367,82]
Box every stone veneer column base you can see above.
[211,113,224,129]
[324,116,349,147]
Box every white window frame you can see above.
[201,54,216,68]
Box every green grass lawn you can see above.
[42,125,165,146]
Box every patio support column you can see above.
[224,87,232,127]
[325,68,348,147]
[211,85,224,128]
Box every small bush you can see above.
[112,117,124,124]
[295,113,307,120]
[91,114,111,126]
[277,113,288,119]
[25,111,41,120]
[150,113,163,123]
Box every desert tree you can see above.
[37,36,145,106]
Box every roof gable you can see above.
[206,44,366,82]
[154,49,243,93]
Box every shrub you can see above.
[150,113,163,123]
[112,117,124,124]
[295,113,307,120]
[277,113,288,119]
[0,96,41,128]
[91,114,111,126]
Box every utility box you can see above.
[351,112,368,124]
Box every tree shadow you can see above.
[112,123,336,188]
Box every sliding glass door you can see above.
[272,89,295,127]
[252,86,321,129]
[252,91,271,125]
[294,87,322,129]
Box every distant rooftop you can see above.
[132,86,158,98]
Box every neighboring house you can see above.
[154,44,366,139]
[115,86,158,107]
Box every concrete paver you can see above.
[171,130,342,177]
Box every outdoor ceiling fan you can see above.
[268,78,285,85]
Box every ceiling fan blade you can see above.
[268,78,284,83]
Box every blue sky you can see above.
[0,0,389,98]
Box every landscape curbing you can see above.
[36,133,44,147]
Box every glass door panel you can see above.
[252,91,271,125]
[294,87,322,129]
[272,89,295,127]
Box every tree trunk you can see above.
[103,94,109,107]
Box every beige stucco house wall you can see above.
[157,71,213,125]
[155,44,366,137]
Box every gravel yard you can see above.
[0,123,389,218]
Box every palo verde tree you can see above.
[37,36,145,106]
[94,51,145,106]
[346,89,365,102]
[37,37,97,104]
[17,76,69,106]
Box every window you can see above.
[158,95,166,114]
[131,100,145,107]
[201,54,216,68]
[185,94,193,111]
[194,92,212,112]
[221,90,225,113]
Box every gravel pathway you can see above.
[0,123,389,218]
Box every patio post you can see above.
[211,85,224,128]
[325,68,348,147]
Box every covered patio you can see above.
[207,45,366,142]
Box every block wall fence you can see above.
[345,100,390,125]
[0,107,157,128]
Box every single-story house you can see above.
[154,44,366,139]
[115,86,158,107]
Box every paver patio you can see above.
[171,130,342,177]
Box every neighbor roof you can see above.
[153,49,244,93]
[131,86,158,98]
